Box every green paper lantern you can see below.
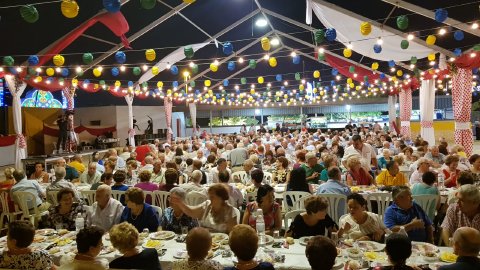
[190,81,195,87]
[396,15,409,30]
[318,53,325,61]
[76,69,84,76]
[140,0,156,9]
[295,72,301,80]
[363,76,369,81]
[314,29,324,44]
[82,53,94,64]
[316,82,321,88]
[191,64,198,74]
[400,40,409,50]
[184,46,194,59]
[133,67,141,76]
[473,44,480,51]
[248,60,256,69]
[142,81,148,88]
[3,56,14,66]
[410,56,417,65]
[337,85,343,92]
[59,78,64,84]
[28,67,36,76]
[20,5,39,23]
[99,80,106,85]
[414,67,420,77]
[241,77,247,84]
[349,66,355,73]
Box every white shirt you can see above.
[79,171,101,185]
[343,143,377,170]
[140,164,154,172]
[210,167,232,183]
[409,170,423,186]
[87,198,124,231]
[179,182,207,195]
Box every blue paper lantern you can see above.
[9,67,17,75]
[103,0,121,13]
[296,93,300,98]
[170,65,178,75]
[223,42,233,55]
[172,81,179,88]
[325,28,337,42]
[325,86,330,91]
[292,55,301,64]
[61,68,69,77]
[115,51,126,64]
[379,73,386,79]
[84,79,90,85]
[473,68,478,74]
[276,74,283,81]
[365,82,370,87]
[227,61,235,71]
[454,30,464,41]
[388,60,395,67]
[435,9,448,23]
[453,48,462,56]
[223,79,229,86]
[373,44,382,53]
[27,55,39,66]
[128,81,134,87]
[331,68,338,76]
[195,90,200,95]
[111,67,119,77]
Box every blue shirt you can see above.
[384,201,432,242]
[10,179,44,209]
[112,184,129,205]
[120,203,160,232]
[316,179,351,218]
[65,165,79,181]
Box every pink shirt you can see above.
[134,182,158,204]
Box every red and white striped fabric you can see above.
[452,68,474,156]
[164,97,173,144]
[399,88,412,137]
[62,86,75,110]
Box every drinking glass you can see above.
[331,232,339,246]
[273,230,280,239]
[181,226,188,236]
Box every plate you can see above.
[343,238,354,247]
[364,251,388,263]
[56,238,73,246]
[263,235,274,245]
[173,249,188,259]
[100,246,116,255]
[33,235,46,243]
[37,229,56,236]
[412,242,439,253]
[439,252,458,263]
[347,248,363,258]
[143,239,162,249]
[357,241,385,252]
[299,236,311,246]
[150,231,176,240]
[211,233,229,243]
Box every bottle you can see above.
[75,213,84,232]
[398,226,408,237]
[256,209,266,246]
[384,228,393,243]
[438,173,445,190]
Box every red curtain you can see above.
[0,135,17,147]
[325,54,383,83]
[454,53,480,70]
[43,124,117,137]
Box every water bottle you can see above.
[256,209,266,246]
[438,173,445,190]
[384,228,392,243]
[75,213,84,232]
[398,226,408,237]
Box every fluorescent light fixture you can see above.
[255,18,268,27]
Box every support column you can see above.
[209,110,213,134]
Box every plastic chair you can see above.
[151,205,163,220]
[12,191,48,226]
[263,172,273,184]
[283,191,312,212]
[246,189,258,203]
[0,191,22,230]
[283,209,304,231]
[232,171,250,185]
[366,192,392,222]
[46,190,60,206]
[81,190,96,206]
[111,190,126,202]
[152,191,170,210]
[318,193,347,224]
[143,191,153,204]
[412,194,438,221]
[185,191,207,206]
[233,207,241,224]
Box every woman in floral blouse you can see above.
[160,187,199,233]
[272,157,289,184]
[42,187,86,231]
[0,220,55,270]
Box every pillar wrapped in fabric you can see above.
[452,68,473,155]
[125,94,135,147]
[164,97,173,144]
[419,79,435,145]
[188,102,197,136]
[398,88,412,138]
[387,95,397,133]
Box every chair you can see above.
[366,192,392,222]
[81,190,96,206]
[283,209,304,231]
[318,193,347,223]
[151,205,163,220]
[0,191,22,230]
[263,172,273,184]
[111,190,126,202]
[233,207,241,224]
[283,191,312,212]
[12,191,48,226]
[46,190,59,206]
[412,194,438,221]
[246,189,258,203]
[185,191,207,206]
[152,191,170,210]
[232,171,250,185]
[143,191,153,204]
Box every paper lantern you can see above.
[152,66,159,75]
[184,46,194,58]
[157,81,163,88]
[223,79,229,87]
[410,56,417,64]
[53,54,65,66]
[363,76,369,82]
[396,15,409,30]
[295,72,301,80]
[241,77,247,84]
[93,68,102,77]
[388,60,395,67]
[453,48,462,56]
[299,84,305,91]
[454,30,464,41]
[183,0,196,4]
[474,45,480,52]
[435,8,448,23]
[27,55,39,66]
[140,0,156,9]
[268,57,277,67]
[313,70,320,78]
[172,81,179,88]
[103,0,121,13]
[373,44,382,53]
[314,29,324,44]
[61,68,69,77]
[191,64,198,74]
[115,51,126,64]
[347,78,353,84]
[190,81,195,87]
[331,68,338,76]
[145,49,156,61]
[204,80,211,87]
[319,91,324,96]
[82,53,93,64]
[210,63,218,72]
[35,76,42,82]
[100,80,106,87]
[349,66,355,73]
[223,42,233,55]
[61,0,79,18]
[114,80,121,88]
[349,83,354,88]
[170,65,178,75]
[133,67,141,76]
[275,74,282,81]
[396,70,403,77]
[20,5,39,23]
[111,67,119,76]
[227,61,235,71]
[71,78,78,86]
[428,53,436,61]
[3,56,14,67]
[379,73,386,79]
[317,52,325,61]
[325,28,336,41]
[360,22,372,36]
[258,77,264,84]
[46,68,55,76]
[27,68,36,76]
[426,35,436,45]
[249,60,256,69]
[292,55,300,64]
[343,48,352,58]
[371,62,379,70]
[400,40,409,49]
[261,37,270,51]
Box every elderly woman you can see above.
[338,193,386,242]
[158,168,179,192]
[305,236,337,270]
[109,222,160,270]
[320,154,338,182]
[242,185,282,235]
[0,221,55,270]
[262,150,276,167]
[402,147,415,166]
[160,187,199,233]
[468,154,480,184]
[286,196,338,239]
[30,162,49,183]
[224,224,274,270]
[120,187,160,232]
[42,187,86,231]
[443,155,461,188]
[170,183,238,233]
[345,155,373,186]
[134,170,158,204]
[378,149,392,170]
[173,227,223,270]
[272,156,289,184]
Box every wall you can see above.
[410,120,456,144]
[74,106,117,127]
[172,112,186,138]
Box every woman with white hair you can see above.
[160,187,199,233]
[378,148,392,170]
[180,170,207,195]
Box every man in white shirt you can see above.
[193,150,207,164]
[210,158,232,183]
[150,159,165,184]
[48,167,82,202]
[119,146,131,161]
[87,185,124,231]
[180,170,207,195]
[140,156,154,172]
[10,169,49,212]
[79,162,101,185]
[342,134,378,172]
[409,157,431,186]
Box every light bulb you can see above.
[238,57,244,63]
[376,38,383,45]
[472,22,479,29]
[407,34,414,40]
[120,65,126,72]
[291,51,297,57]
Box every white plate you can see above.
[142,239,163,249]
[211,233,229,243]
[262,235,274,245]
[356,241,385,252]
[299,236,312,246]
[150,231,176,240]
[412,242,439,253]
[37,229,56,236]
[173,249,188,259]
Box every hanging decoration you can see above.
[325,28,336,41]
[371,62,379,70]
[145,49,156,61]
[53,55,65,66]
[292,55,301,64]
[434,8,448,23]
[27,55,39,66]
[191,64,198,74]
[388,60,395,67]
[268,57,277,67]
[152,66,159,75]
[46,68,55,76]
[313,70,320,78]
[132,67,141,76]
[157,81,163,88]
[275,74,282,81]
[223,42,233,55]
[331,68,338,76]
[261,37,271,51]
[428,53,436,61]
[103,0,121,13]
[183,0,196,3]
[241,77,247,84]
[20,5,39,23]
[82,53,93,64]
[373,44,382,53]
[295,72,301,80]
[258,76,264,84]
[184,46,194,58]
[314,29,324,44]
[396,70,403,77]
[115,51,126,64]
[210,63,218,72]
[249,59,257,69]
[349,66,355,73]
[360,21,372,36]
[223,79,229,86]
[93,68,102,77]
[111,67,119,76]
[410,56,417,64]
[343,48,352,58]
[400,40,409,49]
[426,35,436,45]
[227,61,235,71]
[61,0,79,18]
[140,0,156,9]
[170,65,178,75]
[396,15,409,30]
[454,30,464,41]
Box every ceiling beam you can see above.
[381,0,480,38]
[81,34,117,46]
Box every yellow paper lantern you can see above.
[428,69,435,75]
[313,88,318,93]
[396,70,403,77]
[426,35,436,45]
[183,0,196,3]
[347,78,353,84]
[212,96,216,101]
[93,68,101,77]
[428,53,436,61]
[145,49,156,61]
[360,21,372,36]
[61,0,79,19]
[210,63,218,72]
[35,76,42,82]
[283,94,288,99]
[94,84,99,89]
[391,76,397,82]
[257,77,264,84]
[356,86,361,90]
[250,89,256,94]
[115,80,121,87]
[343,48,352,58]
[371,62,379,70]
[268,57,277,67]
[349,82,354,88]
[167,89,172,95]
[261,37,270,51]
[152,66,159,75]
[313,70,320,78]
[174,93,179,98]
[319,91,324,96]
[204,80,211,87]
[299,84,305,91]
[72,78,78,86]
[208,90,213,95]
[157,81,163,88]
[46,68,55,76]
[53,55,65,66]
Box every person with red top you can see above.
[242,185,282,236]
[345,155,374,186]
[443,155,461,188]
[135,140,151,163]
